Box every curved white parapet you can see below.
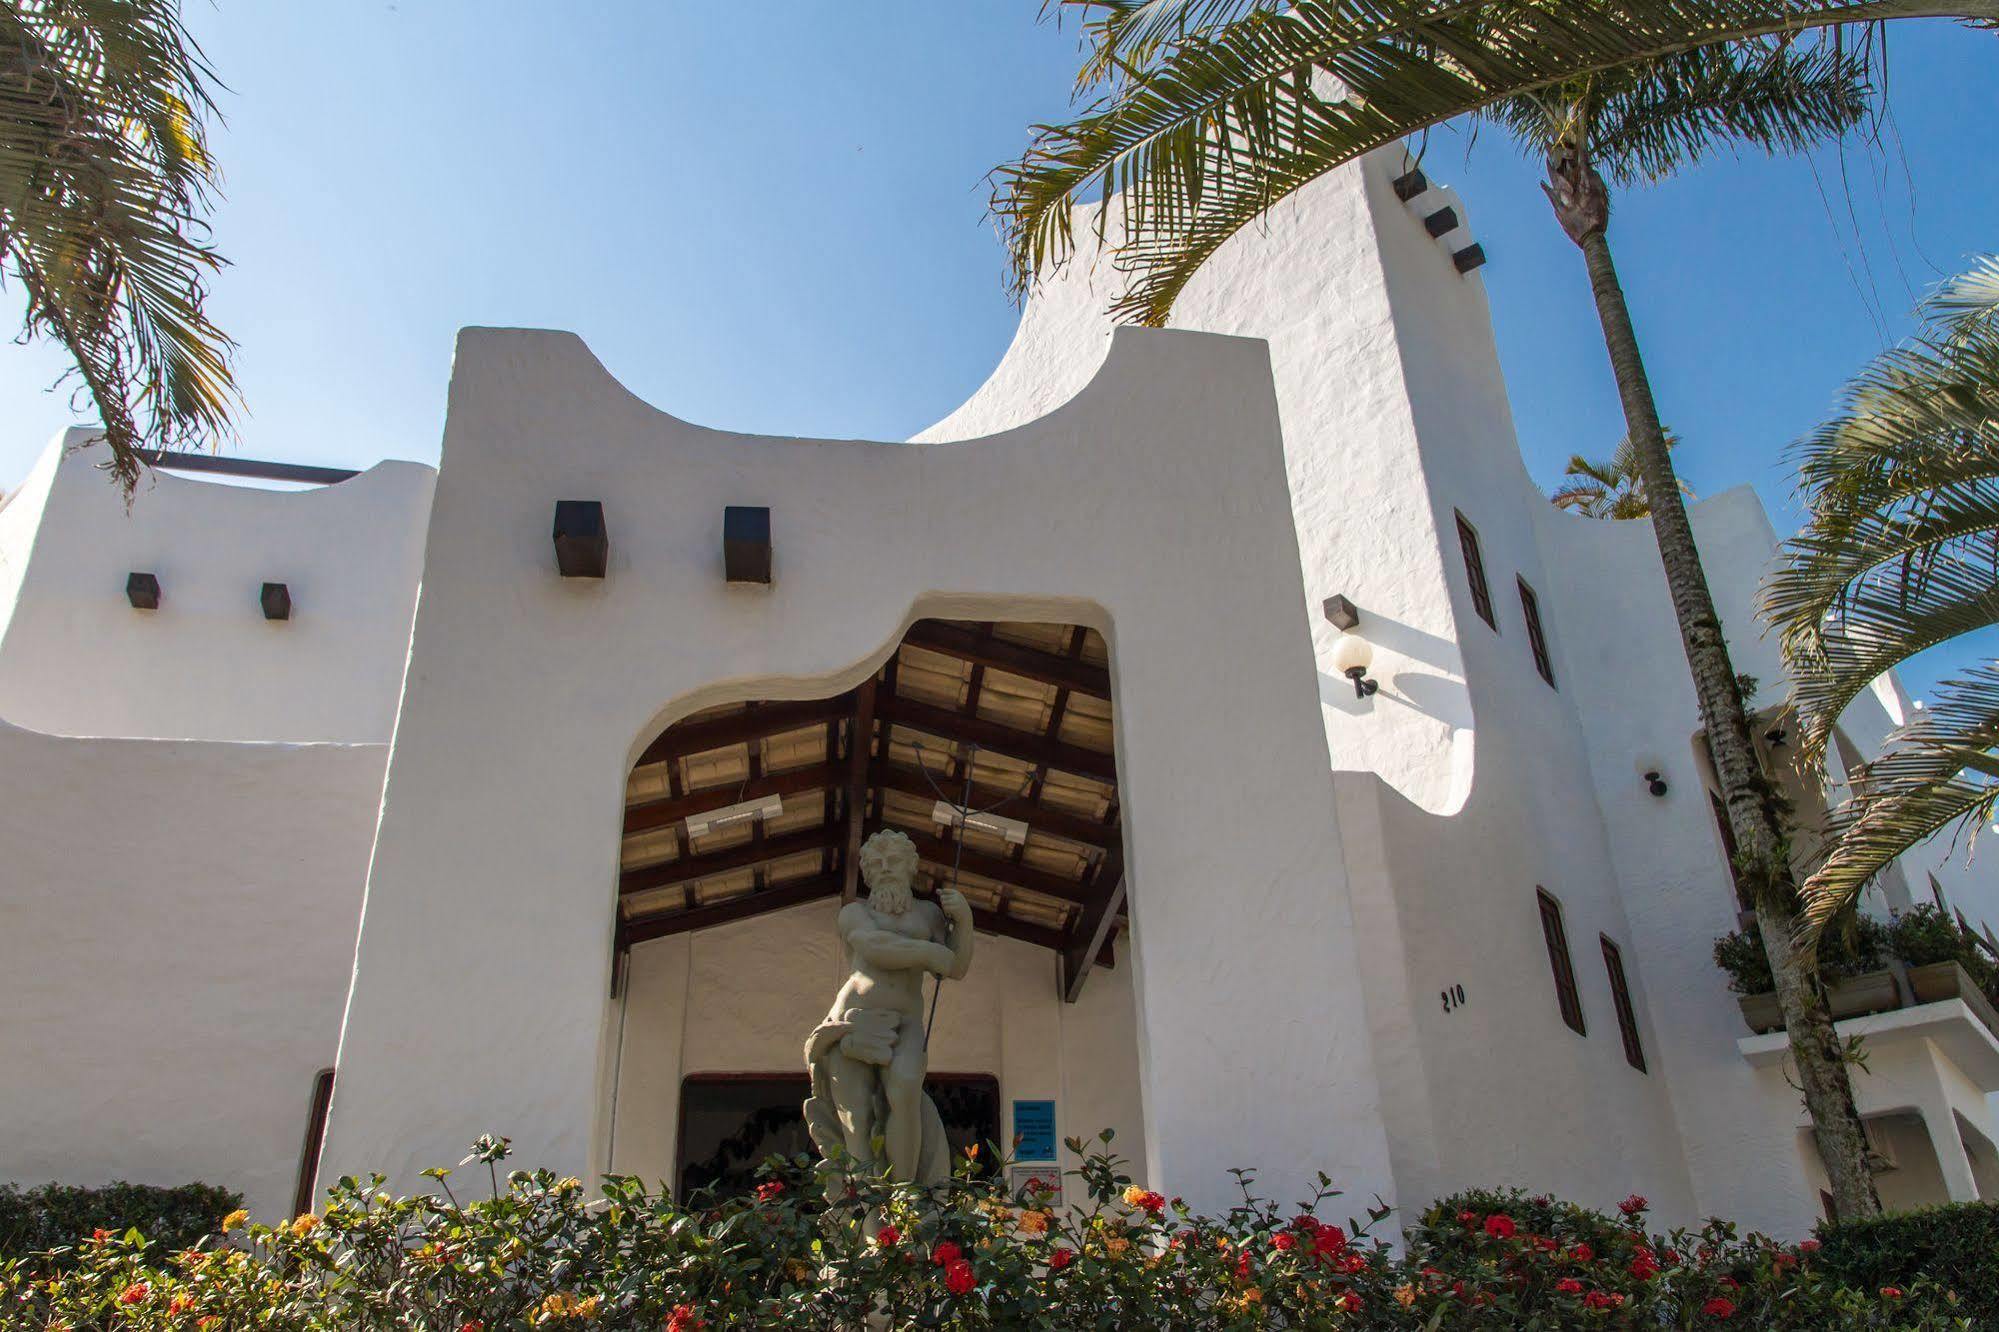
[0,432,435,744]
[321,318,1398,1220]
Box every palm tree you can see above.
[1767,258,1999,935]
[0,0,238,493]
[995,2,1890,1215]
[1551,432,1693,518]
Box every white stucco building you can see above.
[2,149,1992,1236]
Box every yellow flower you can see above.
[554,1176,583,1194]
[1394,1283,1417,1309]
[288,1214,319,1237]
[1103,1236,1131,1257]
[1121,1185,1147,1209]
[220,1210,248,1233]
[1017,1209,1050,1236]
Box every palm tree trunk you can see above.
[1551,162,1881,1219]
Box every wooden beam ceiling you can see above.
[901,620,1111,701]
[877,696,1116,782]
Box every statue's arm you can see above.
[933,892,974,980]
[839,904,954,974]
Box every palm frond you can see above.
[1054,0,1283,88]
[0,0,238,493]
[1768,265,1999,762]
[992,0,1996,326]
[1547,430,1690,517]
[1800,665,1999,935]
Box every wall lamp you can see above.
[1644,770,1669,798]
[1323,594,1378,699]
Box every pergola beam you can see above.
[622,761,841,837]
[842,678,878,902]
[620,826,832,897]
[1061,845,1125,1003]
[618,873,845,947]
[877,696,1116,782]
[902,620,1110,700]
[867,760,1118,850]
[635,695,852,769]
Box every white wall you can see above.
[606,900,1147,1191]
[0,717,386,1222]
[321,324,1396,1218]
[0,434,432,743]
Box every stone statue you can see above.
[803,828,974,1190]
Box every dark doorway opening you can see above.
[676,1073,1000,1200]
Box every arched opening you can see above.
[601,618,1145,1197]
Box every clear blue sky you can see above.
[0,6,1991,695]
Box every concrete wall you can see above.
[606,900,1147,1190]
[0,433,432,744]
[321,323,1396,1217]
[0,717,386,1221]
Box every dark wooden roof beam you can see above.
[877,697,1116,783]
[868,760,1117,850]
[903,621,1110,701]
[636,695,853,768]
[618,873,844,947]
[622,761,841,837]
[620,826,834,897]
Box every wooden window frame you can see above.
[1517,577,1556,688]
[1454,511,1496,630]
[293,1067,335,1218]
[1600,935,1647,1072]
[1536,888,1586,1036]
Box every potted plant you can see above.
[1887,906,1999,1035]
[1715,914,1897,1034]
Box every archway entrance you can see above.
[602,618,1142,1195]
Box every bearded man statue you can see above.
[802,828,974,1190]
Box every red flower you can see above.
[666,1305,705,1332]
[1702,1297,1737,1319]
[1530,1234,1559,1253]
[1617,1194,1649,1217]
[1556,1278,1584,1294]
[1629,1254,1660,1283]
[91,1229,110,1244]
[1457,1210,1480,1228]
[460,1322,485,1332]
[944,1258,976,1295]
[1718,1276,1739,1290]
[1881,1287,1904,1300]
[1133,1190,1166,1217]
[931,1240,963,1267]
[1798,1238,1822,1254]
[1048,1246,1075,1271]
[1270,1232,1297,1252]
[1483,1214,1517,1240]
[1335,1251,1368,1274]
[1584,1291,1625,1310]
[1291,1213,1317,1230]
[119,1282,150,1305]
[1771,1251,1798,1271]
[1570,1242,1595,1263]
[1337,1291,1362,1313]
[168,1295,197,1315]
[753,1181,783,1203]
[875,1225,900,1247]
[1235,1250,1254,1280]
[1310,1222,1348,1256]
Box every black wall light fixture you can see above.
[553,500,609,578]
[261,582,292,621]
[1323,593,1378,699]
[723,505,772,584]
[126,572,160,610]
[1644,770,1669,798]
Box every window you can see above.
[676,1074,999,1200]
[293,1067,335,1217]
[1454,511,1496,630]
[1536,888,1586,1036]
[1517,577,1556,688]
[1600,936,1646,1072]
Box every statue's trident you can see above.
[911,740,1011,1049]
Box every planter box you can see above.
[1907,961,1999,1038]
[1828,969,1900,1020]
[1736,970,1901,1034]
[1738,992,1783,1034]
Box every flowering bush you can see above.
[0,1134,1972,1329]
[0,1182,239,1272]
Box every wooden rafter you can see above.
[619,874,845,948]
[1061,842,1125,1003]
[842,677,878,903]
[902,620,1110,700]
[623,762,841,837]
[620,826,832,896]
[868,760,1117,850]
[870,819,1103,908]
[878,696,1116,782]
[635,695,851,769]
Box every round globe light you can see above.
[1331,632,1374,677]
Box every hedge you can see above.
[0,1180,239,1268]
[0,1134,1975,1328]
[1817,1200,1999,1327]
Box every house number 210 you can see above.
[1441,984,1468,1013]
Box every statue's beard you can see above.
[868,878,915,916]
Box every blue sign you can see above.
[1013,1099,1057,1161]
